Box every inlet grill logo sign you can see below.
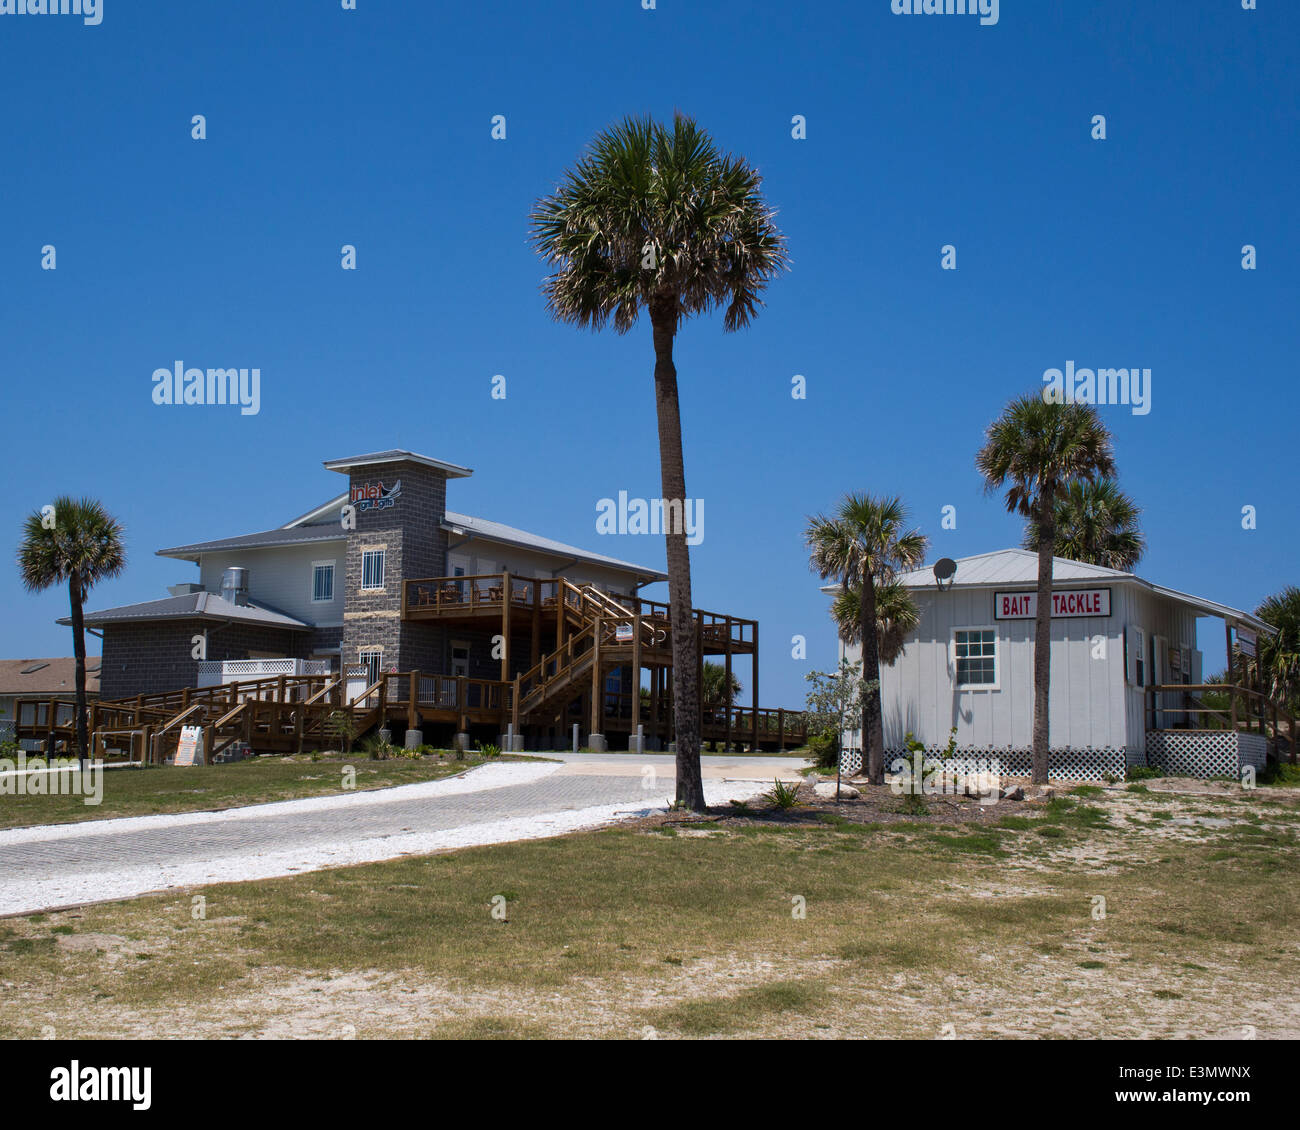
[351,479,401,513]
[0,0,103,24]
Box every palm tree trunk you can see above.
[859,576,885,785]
[1032,491,1056,785]
[650,297,704,811]
[69,577,89,770]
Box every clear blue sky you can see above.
[2,1,1296,707]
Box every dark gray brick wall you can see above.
[100,620,307,699]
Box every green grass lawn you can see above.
[2,780,1297,1039]
[0,753,508,830]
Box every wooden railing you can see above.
[1146,682,1297,761]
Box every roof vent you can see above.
[220,567,250,607]
[168,583,205,597]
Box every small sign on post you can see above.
[174,725,205,766]
[1237,628,1258,658]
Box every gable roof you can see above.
[0,657,101,697]
[62,591,310,631]
[824,548,1274,635]
[896,548,1132,588]
[159,494,665,581]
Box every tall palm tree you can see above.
[976,395,1116,784]
[1254,587,1300,709]
[830,578,922,666]
[532,114,788,810]
[17,497,126,767]
[1023,477,1144,570]
[806,495,927,784]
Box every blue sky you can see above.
[1,0,1296,707]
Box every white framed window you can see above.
[311,561,335,603]
[1125,625,1147,687]
[952,627,999,689]
[360,550,386,591]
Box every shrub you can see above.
[478,742,501,759]
[1127,765,1164,781]
[765,779,802,810]
[807,727,840,770]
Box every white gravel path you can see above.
[0,762,769,915]
[0,761,558,846]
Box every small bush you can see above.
[765,779,802,810]
[807,727,840,770]
[477,742,501,759]
[1127,765,1164,781]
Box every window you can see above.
[359,649,383,685]
[312,561,335,603]
[1125,626,1146,687]
[361,550,385,591]
[954,628,998,687]
[451,643,470,678]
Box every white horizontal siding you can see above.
[197,541,346,626]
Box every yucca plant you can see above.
[532,113,789,810]
[17,497,126,767]
[976,395,1117,784]
[765,778,802,810]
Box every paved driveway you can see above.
[0,753,808,916]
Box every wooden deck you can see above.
[15,671,806,762]
[14,573,804,760]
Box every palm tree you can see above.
[701,661,742,713]
[1254,587,1300,709]
[17,497,126,767]
[1023,477,1144,570]
[532,114,788,810]
[976,395,1116,784]
[805,495,927,784]
[830,578,922,666]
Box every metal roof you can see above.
[157,525,345,562]
[63,592,310,631]
[443,510,667,581]
[160,496,665,581]
[895,548,1132,588]
[823,548,1274,634]
[322,450,473,478]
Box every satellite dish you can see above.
[933,558,957,591]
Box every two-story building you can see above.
[63,449,789,754]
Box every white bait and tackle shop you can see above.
[829,549,1283,781]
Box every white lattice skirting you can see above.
[842,746,1126,782]
[1145,730,1269,778]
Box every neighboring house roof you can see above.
[160,494,667,582]
[822,548,1274,635]
[0,657,101,698]
[322,449,474,479]
[61,592,310,631]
